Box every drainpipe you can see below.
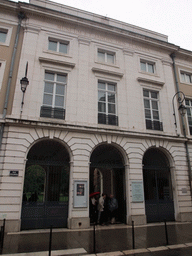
[0,12,25,151]
[170,53,192,197]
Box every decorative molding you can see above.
[39,57,75,68]
[78,37,91,46]
[123,48,134,56]
[137,77,164,86]
[92,67,124,78]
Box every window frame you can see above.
[180,71,192,84]
[140,60,155,74]
[48,37,69,54]
[143,88,163,131]
[0,26,12,46]
[98,80,118,126]
[185,98,192,135]
[97,49,115,65]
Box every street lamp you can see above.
[172,91,187,132]
[20,62,29,112]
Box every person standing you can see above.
[97,193,106,225]
[108,194,118,224]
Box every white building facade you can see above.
[0,0,192,232]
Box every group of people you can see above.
[90,193,118,225]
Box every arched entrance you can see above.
[21,140,70,230]
[143,148,175,222]
[90,144,126,224]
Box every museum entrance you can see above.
[21,140,70,230]
[143,148,175,222]
[90,144,126,224]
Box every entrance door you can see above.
[90,144,126,224]
[21,140,70,230]
[143,149,175,222]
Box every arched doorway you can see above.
[90,144,126,224]
[21,140,70,230]
[143,148,175,222]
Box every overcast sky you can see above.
[15,0,192,51]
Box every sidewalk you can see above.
[1,222,192,255]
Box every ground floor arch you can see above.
[90,144,126,224]
[143,148,175,222]
[21,139,70,230]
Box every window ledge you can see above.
[39,57,75,68]
[92,67,124,78]
[137,77,164,86]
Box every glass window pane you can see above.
[0,31,7,43]
[151,91,158,99]
[144,99,150,108]
[181,73,185,82]
[98,82,106,90]
[145,109,151,119]
[153,110,159,120]
[44,82,54,93]
[107,53,114,64]
[55,95,64,107]
[56,84,65,95]
[59,42,68,53]
[186,74,191,83]
[140,62,146,71]
[148,63,154,73]
[48,40,57,51]
[187,108,191,116]
[57,74,66,83]
[98,51,105,62]
[186,100,189,106]
[45,72,54,81]
[108,93,115,103]
[152,101,158,110]
[98,102,106,113]
[143,90,149,97]
[108,103,116,114]
[108,84,115,91]
[98,91,106,102]
[43,94,53,105]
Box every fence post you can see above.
[0,219,6,255]
[49,225,53,256]
[93,223,96,253]
[132,221,135,249]
[164,219,169,245]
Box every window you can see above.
[48,39,68,54]
[143,89,163,131]
[98,81,118,125]
[140,60,155,74]
[40,72,66,119]
[98,50,115,64]
[180,72,192,84]
[0,30,7,43]
[185,99,192,135]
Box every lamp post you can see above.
[20,62,29,112]
[172,91,187,134]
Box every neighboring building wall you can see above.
[0,0,192,231]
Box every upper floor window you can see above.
[185,99,192,135]
[48,39,68,54]
[40,71,66,119]
[140,60,155,74]
[98,81,118,126]
[98,50,115,64]
[181,71,192,84]
[143,89,163,131]
[0,30,7,43]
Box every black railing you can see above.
[40,106,65,120]
[146,120,163,131]
[0,219,5,254]
[98,113,118,126]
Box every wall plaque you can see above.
[9,170,19,177]
[132,181,144,202]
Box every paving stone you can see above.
[167,244,187,249]
[147,246,169,252]
[123,248,149,254]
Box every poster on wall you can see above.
[132,181,144,203]
[74,180,87,208]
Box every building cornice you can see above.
[3,117,191,143]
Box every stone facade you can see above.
[0,0,192,232]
